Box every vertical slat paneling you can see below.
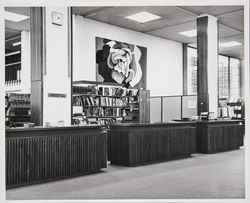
[6,129,107,188]
[108,125,196,166]
[196,122,244,153]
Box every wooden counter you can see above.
[6,125,107,188]
[196,120,244,153]
[108,122,196,166]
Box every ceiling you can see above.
[72,6,244,59]
[5,7,30,39]
[5,6,244,59]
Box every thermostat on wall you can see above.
[52,11,63,26]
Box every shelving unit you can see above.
[5,93,31,127]
[227,101,244,119]
[72,80,150,125]
[218,97,244,119]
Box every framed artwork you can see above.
[96,37,147,89]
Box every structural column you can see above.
[196,14,218,117]
[30,7,72,126]
[30,8,44,126]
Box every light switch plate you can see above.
[52,11,63,26]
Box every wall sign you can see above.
[48,93,67,98]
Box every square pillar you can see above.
[30,7,72,126]
[197,14,218,117]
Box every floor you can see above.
[6,148,245,200]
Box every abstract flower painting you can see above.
[96,37,147,89]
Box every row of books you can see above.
[9,100,30,108]
[73,85,96,95]
[73,114,123,125]
[219,106,243,118]
[73,84,140,97]
[7,93,30,101]
[8,108,30,116]
[98,87,139,97]
[99,97,125,107]
[98,118,122,125]
[73,95,127,107]
[98,86,126,97]
[83,107,122,117]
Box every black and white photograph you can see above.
[0,0,249,202]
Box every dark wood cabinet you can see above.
[196,120,244,153]
[6,126,107,188]
[108,122,196,166]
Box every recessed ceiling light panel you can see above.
[4,11,30,22]
[125,11,162,23]
[219,41,242,48]
[178,29,197,37]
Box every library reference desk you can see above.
[108,122,196,166]
[6,125,107,188]
[196,119,244,153]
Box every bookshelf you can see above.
[227,101,244,119]
[72,81,150,125]
[5,93,31,127]
[218,98,244,119]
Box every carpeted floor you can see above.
[6,148,245,200]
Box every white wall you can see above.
[21,31,31,93]
[43,7,71,126]
[73,16,183,96]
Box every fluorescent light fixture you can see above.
[178,29,197,37]
[219,41,242,48]
[13,41,21,46]
[125,11,162,23]
[4,11,29,22]
[5,51,21,57]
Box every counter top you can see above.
[109,121,195,128]
[6,119,243,132]
[6,124,105,133]
[109,119,243,128]
[196,119,244,124]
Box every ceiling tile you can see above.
[85,6,197,32]
[5,7,30,16]
[180,6,243,16]
[220,48,244,59]
[188,33,244,59]
[219,23,242,38]
[72,7,113,16]
[147,21,197,43]
[219,34,244,58]
[218,10,244,31]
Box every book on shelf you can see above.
[89,97,95,106]
[103,87,110,96]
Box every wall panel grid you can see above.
[150,95,197,122]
